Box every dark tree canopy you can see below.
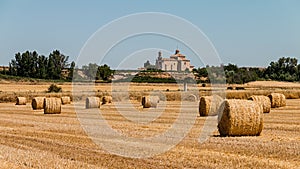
[97,64,115,81]
[81,63,115,82]
[192,57,300,84]
[264,57,299,82]
[8,50,74,80]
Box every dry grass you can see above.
[2,81,300,104]
[246,81,300,88]
[0,81,299,168]
[0,99,298,168]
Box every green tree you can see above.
[37,55,48,79]
[47,50,70,79]
[197,67,208,77]
[31,51,39,78]
[9,51,39,77]
[47,55,55,79]
[224,63,238,72]
[264,57,298,81]
[97,64,114,81]
[8,50,71,80]
[68,61,76,80]
[82,63,99,80]
[9,60,17,76]
[15,52,24,76]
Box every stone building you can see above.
[0,66,9,72]
[155,49,194,72]
[143,60,156,69]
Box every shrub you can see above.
[227,86,233,90]
[48,84,62,93]
[235,87,245,90]
[131,75,177,83]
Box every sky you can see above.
[0,0,299,69]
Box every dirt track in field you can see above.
[0,99,299,168]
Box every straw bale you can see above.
[217,99,263,136]
[199,95,223,116]
[86,97,100,109]
[248,95,271,113]
[44,98,61,114]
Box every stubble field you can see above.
[0,81,299,168]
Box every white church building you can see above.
[155,49,194,72]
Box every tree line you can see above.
[1,50,115,82]
[75,63,115,82]
[8,50,75,80]
[193,57,300,84]
[1,50,299,84]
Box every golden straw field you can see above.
[0,81,299,168]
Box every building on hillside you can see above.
[61,69,70,78]
[143,60,156,69]
[155,49,194,72]
[0,66,9,72]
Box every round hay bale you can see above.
[102,96,112,105]
[248,95,271,113]
[86,97,100,109]
[217,99,263,136]
[43,98,61,114]
[142,96,158,108]
[279,93,286,107]
[184,94,198,102]
[199,95,223,116]
[16,97,26,105]
[61,96,71,105]
[268,93,286,108]
[152,96,160,103]
[32,97,45,110]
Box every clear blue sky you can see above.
[0,0,299,69]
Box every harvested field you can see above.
[0,98,299,168]
[3,81,300,103]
